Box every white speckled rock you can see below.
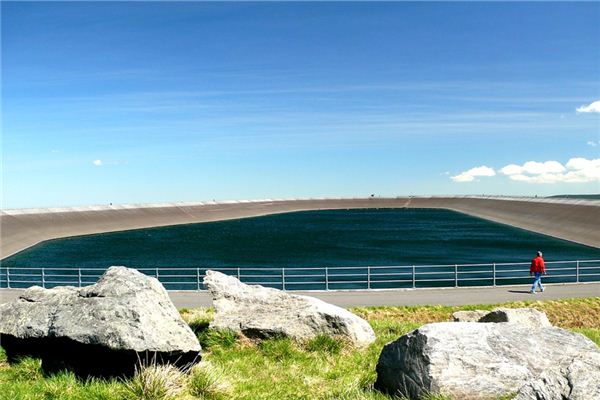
[452,310,488,322]
[0,267,200,376]
[375,322,599,400]
[513,351,600,400]
[203,270,375,347]
[479,307,552,328]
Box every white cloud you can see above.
[499,164,523,176]
[566,158,600,181]
[451,166,495,182]
[503,160,566,176]
[587,141,598,147]
[92,159,103,166]
[576,100,600,113]
[507,174,531,182]
[500,157,599,184]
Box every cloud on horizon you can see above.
[452,157,600,184]
[500,158,600,184]
[499,161,565,176]
[451,166,496,182]
[92,159,103,166]
[576,100,600,113]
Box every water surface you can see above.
[2,209,599,289]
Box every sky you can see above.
[2,1,599,208]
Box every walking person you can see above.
[530,251,547,294]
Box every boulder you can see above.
[479,307,552,328]
[0,266,201,377]
[374,322,599,400]
[203,270,375,347]
[452,310,488,322]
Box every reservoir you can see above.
[2,209,599,289]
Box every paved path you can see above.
[2,283,598,308]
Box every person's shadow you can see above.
[508,290,532,294]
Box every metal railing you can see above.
[1,260,599,291]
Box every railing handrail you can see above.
[1,259,599,290]
[2,259,599,272]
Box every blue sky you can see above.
[2,2,599,208]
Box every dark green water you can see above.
[2,209,599,289]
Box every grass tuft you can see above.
[0,348,8,372]
[122,363,186,400]
[188,361,232,400]
[8,357,44,381]
[42,370,79,399]
[198,329,238,350]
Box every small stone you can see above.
[452,310,488,322]
[479,307,552,328]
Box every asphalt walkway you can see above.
[1,282,598,308]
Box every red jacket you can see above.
[530,256,546,273]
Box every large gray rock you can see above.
[203,270,375,347]
[375,322,599,400]
[0,266,200,377]
[479,307,552,328]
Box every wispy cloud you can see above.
[576,100,600,113]
[500,158,599,183]
[92,159,102,166]
[587,140,598,147]
[451,166,495,182]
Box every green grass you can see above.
[305,335,345,355]
[1,298,598,400]
[187,362,232,400]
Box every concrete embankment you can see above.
[1,197,599,259]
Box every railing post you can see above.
[325,266,329,291]
[454,264,458,287]
[237,267,241,281]
[282,267,286,291]
[78,268,82,287]
[42,267,45,288]
[197,268,200,291]
[367,266,371,289]
[155,267,159,281]
[576,260,580,283]
[412,265,416,288]
[492,263,496,287]
[7,267,10,289]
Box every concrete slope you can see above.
[1,197,599,259]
